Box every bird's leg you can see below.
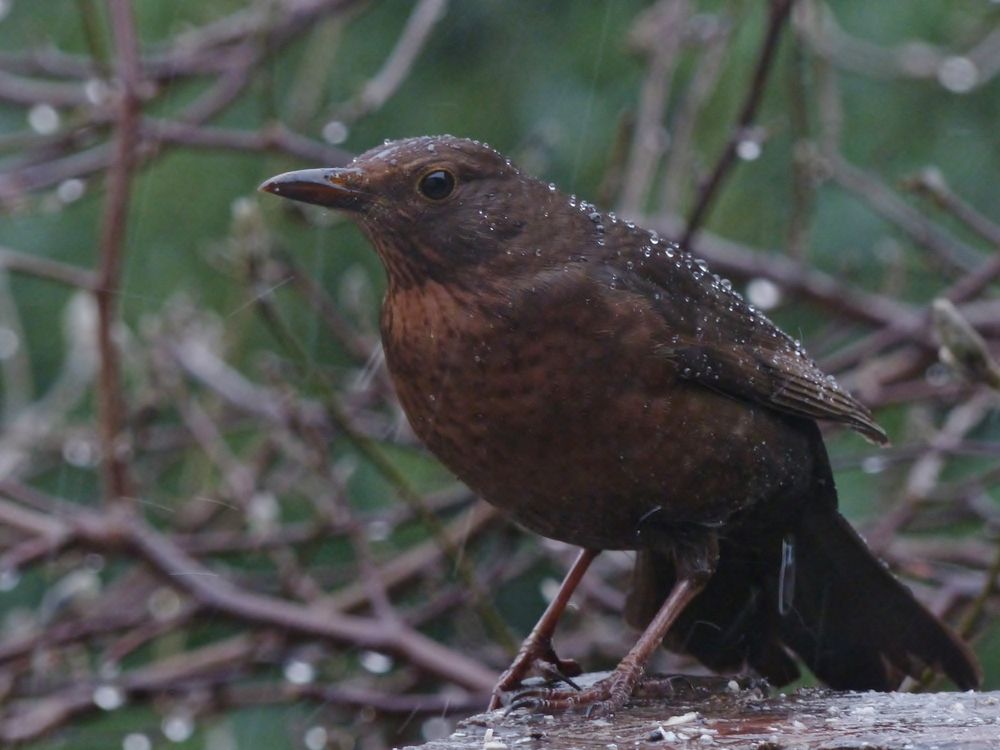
[488,548,599,710]
[507,577,707,714]
[508,533,718,716]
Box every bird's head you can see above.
[260,135,566,288]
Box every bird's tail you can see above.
[776,503,980,690]
[626,497,981,690]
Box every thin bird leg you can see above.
[488,548,599,709]
[509,535,717,716]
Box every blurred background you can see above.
[1,1,999,748]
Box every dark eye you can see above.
[418,169,455,200]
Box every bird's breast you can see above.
[381,279,602,466]
[380,277,815,550]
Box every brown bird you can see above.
[260,135,980,714]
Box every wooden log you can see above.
[405,674,1000,750]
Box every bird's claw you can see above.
[504,669,641,717]
[489,639,582,710]
[535,658,583,690]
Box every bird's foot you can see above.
[489,637,582,710]
[505,665,643,717]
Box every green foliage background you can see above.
[2,1,1000,748]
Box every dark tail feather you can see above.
[782,506,981,691]
[626,548,801,686]
[624,510,981,690]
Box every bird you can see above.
[260,135,981,714]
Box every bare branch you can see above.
[94,0,143,506]
[818,149,984,273]
[0,245,98,289]
[618,0,689,216]
[903,167,1000,248]
[334,0,449,123]
[682,0,795,244]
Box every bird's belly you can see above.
[386,310,815,551]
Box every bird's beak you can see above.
[258,167,368,211]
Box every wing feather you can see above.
[601,241,888,444]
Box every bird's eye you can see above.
[417,169,456,200]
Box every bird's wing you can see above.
[603,242,888,444]
[655,340,888,444]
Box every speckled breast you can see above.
[381,276,817,551]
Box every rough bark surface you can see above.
[406,674,1000,750]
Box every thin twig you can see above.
[180,99,328,164]
[903,168,1000,248]
[866,391,997,552]
[618,0,689,216]
[682,0,795,244]
[122,514,497,691]
[648,214,920,331]
[798,0,1000,88]
[333,0,449,123]
[94,0,143,506]
[0,245,98,289]
[819,149,983,273]
[660,15,731,214]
